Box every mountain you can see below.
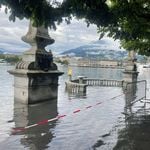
[0,48,21,55]
[0,48,5,54]
[61,40,127,60]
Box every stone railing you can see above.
[65,81,87,93]
[84,78,123,87]
[65,76,124,94]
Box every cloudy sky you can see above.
[0,6,121,54]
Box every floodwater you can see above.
[0,64,150,150]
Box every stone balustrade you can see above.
[65,77,124,94]
[84,78,123,87]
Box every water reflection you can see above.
[67,66,123,80]
[13,99,58,149]
[2,65,150,149]
[123,83,137,114]
[114,83,150,150]
[114,112,150,150]
[65,89,87,99]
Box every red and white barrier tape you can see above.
[11,93,124,134]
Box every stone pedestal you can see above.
[123,70,138,90]
[123,71,138,83]
[9,21,63,104]
[123,50,138,88]
[9,70,63,104]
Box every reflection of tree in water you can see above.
[13,99,58,150]
[114,83,150,150]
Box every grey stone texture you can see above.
[9,21,63,104]
[123,51,138,87]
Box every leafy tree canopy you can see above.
[98,0,150,55]
[0,0,64,29]
[0,0,150,55]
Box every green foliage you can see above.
[5,55,21,63]
[55,59,69,65]
[0,54,5,59]
[97,0,150,55]
[0,0,63,29]
[62,0,150,55]
[121,39,150,56]
[0,54,21,63]
[0,0,150,55]
[62,60,69,65]
[62,0,112,26]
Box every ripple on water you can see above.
[1,65,150,149]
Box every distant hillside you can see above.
[0,48,21,55]
[61,40,127,60]
[61,40,145,62]
[0,49,4,54]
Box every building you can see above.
[76,58,122,68]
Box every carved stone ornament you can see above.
[16,20,57,71]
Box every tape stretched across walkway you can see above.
[11,93,125,135]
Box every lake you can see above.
[0,64,150,150]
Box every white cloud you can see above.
[48,18,101,53]
[0,7,29,52]
[0,7,122,54]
